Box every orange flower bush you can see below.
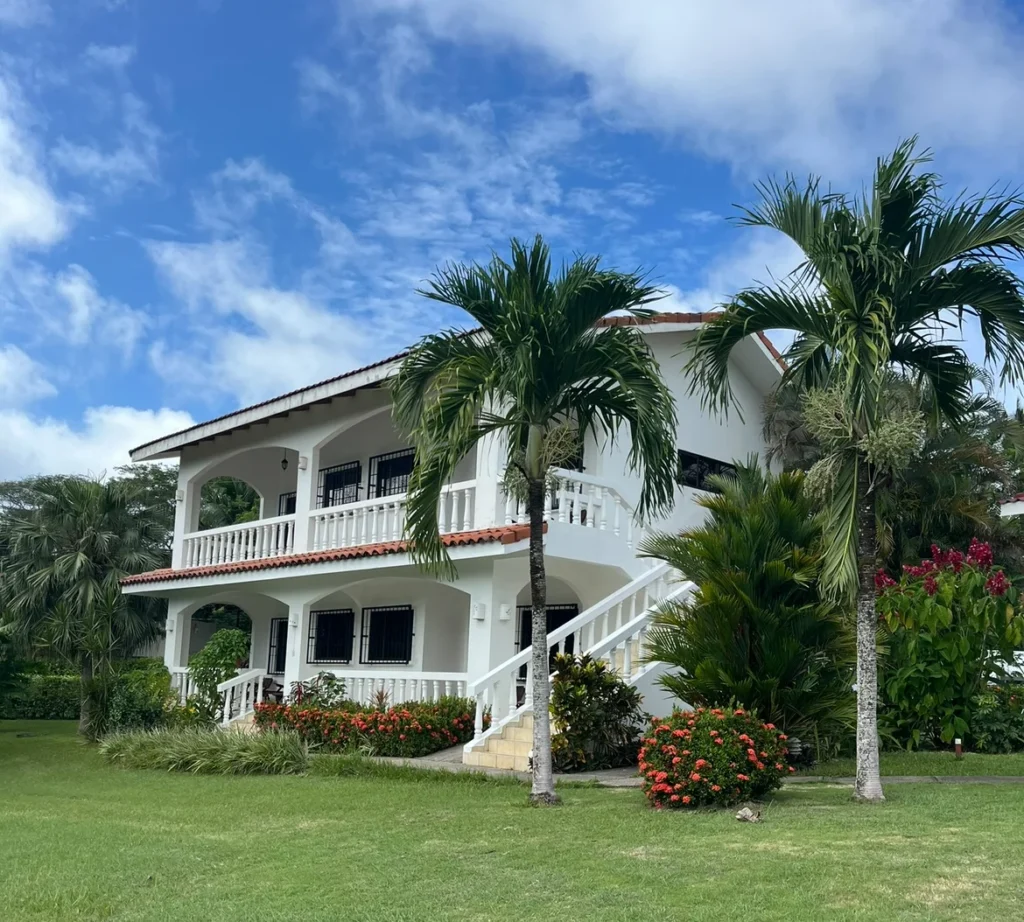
[253,696,487,758]
[639,707,792,808]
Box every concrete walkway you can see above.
[379,747,1024,788]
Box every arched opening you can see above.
[184,591,288,670]
[189,446,300,530]
[514,576,583,664]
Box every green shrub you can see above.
[100,727,308,774]
[0,674,80,719]
[971,686,1024,754]
[106,668,174,732]
[289,672,351,709]
[550,653,646,772]
[642,461,855,758]
[639,707,793,809]
[877,541,1023,748]
[254,696,484,757]
[187,629,251,718]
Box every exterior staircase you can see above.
[463,563,695,769]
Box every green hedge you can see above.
[0,675,80,720]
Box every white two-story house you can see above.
[122,313,782,769]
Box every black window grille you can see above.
[368,449,415,498]
[278,492,296,516]
[516,604,579,678]
[307,609,354,664]
[677,449,737,493]
[360,605,414,664]
[317,460,361,508]
[268,618,288,674]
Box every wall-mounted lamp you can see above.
[298,456,308,471]
[175,489,184,503]
[499,604,512,622]
[473,602,487,621]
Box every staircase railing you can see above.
[466,562,676,746]
[216,668,267,726]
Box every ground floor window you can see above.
[360,605,414,664]
[307,609,355,664]
[268,617,288,674]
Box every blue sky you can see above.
[3,0,1024,478]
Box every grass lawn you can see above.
[806,751,1024,777]
[4,722,1024,922]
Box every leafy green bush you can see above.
[639,707,793,809]
[877,541,1022,748]
[0,674,80,719]
[187,629,251,718]
[254,696,484,757]
[642,461,855,758]
[106,668,174,732]
[289,672,351,709]
[100,727,308,774]
[970,686,1024,754]
[549,653,646,772]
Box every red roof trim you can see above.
[129,312,784,457]
[999,493,1024,505]
[120,524,534,586]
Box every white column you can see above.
[463,559,522,684]
[171,465,202,569]
[163,599,194,669]
[292,445,319,554]
[472,429,507,531]
[282,601,312,694]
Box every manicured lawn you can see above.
[806,751,1024,777]
[4,722,1024,921]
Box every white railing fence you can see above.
[216,668,267,726]
[320,671,468,707]
[504,468,634,548]
[169,666,200,705]
[182,515,296,568]
[466,562,677,746]
[310,481,476,552]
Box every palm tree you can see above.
[392,236,679,804]
[0,475,166,736]
[686,140,1024,802]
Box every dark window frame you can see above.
[278,492,297,516]
[268,617,288,674]
[676,449,737,493]
[306,609,355,665]
[368,448,416,499]
[516,603,579,680]
[317,460,362,509]
[359,605,415,665]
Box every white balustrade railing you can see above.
[319,671,468,707]
[182,515,296,568]
[169,666,200,705]
[310,481,476,552]
[216,668,267,726]
[504,468,634,548]
[466,562,677,747]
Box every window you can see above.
[278,492,296,516]
[318,460,361,508]
[368,449,415,498]
[307,609,354,664]
[677,449,737,493]
[268,618,288,674]
[360,605,414,664]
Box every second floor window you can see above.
[368,449,415,498]
[278,492,296,516]
[677,449,737,493]
[307,609,355,664]
[318,460,361,508]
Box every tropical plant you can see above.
[643,460,854,757]
[639,706,793,809]
[392,235,679,803]
[198,477,260,530]
[685,140,1024,801]
[187,628,250,719]
[0,475,166,736]
[289,671,349,709]
[972,685,1024,754]
[876,540,1022,748]
[549,653,647,772]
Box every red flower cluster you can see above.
[639,707,791,810]
[883,541,1010,598]
[253,698,488,758]
[875,569,897,590]
[985,570,1010,597]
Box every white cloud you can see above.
[0,344,55,406]
[358,0,1024,176]
[0,405,195,480]
[297,59,361,116]
[52,91,160,194]
[0,75,67,256]
[146,238,372,405]
[83,44,136,71]
[54,264,148,356]
[0,0,47,27]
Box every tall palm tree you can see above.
[686,140,1024,802]
[393,236,679,804]
[0,475,166,735]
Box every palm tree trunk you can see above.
[854,459,884,803]
[527,477,559,805]
[78,656,94,738]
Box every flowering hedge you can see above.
[639,707,792,809]
[253,696,487,758]
[876,540,1022,748]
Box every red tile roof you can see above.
[129,312,784,457]
[999,493,1024,505]
[120,524,534,586]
